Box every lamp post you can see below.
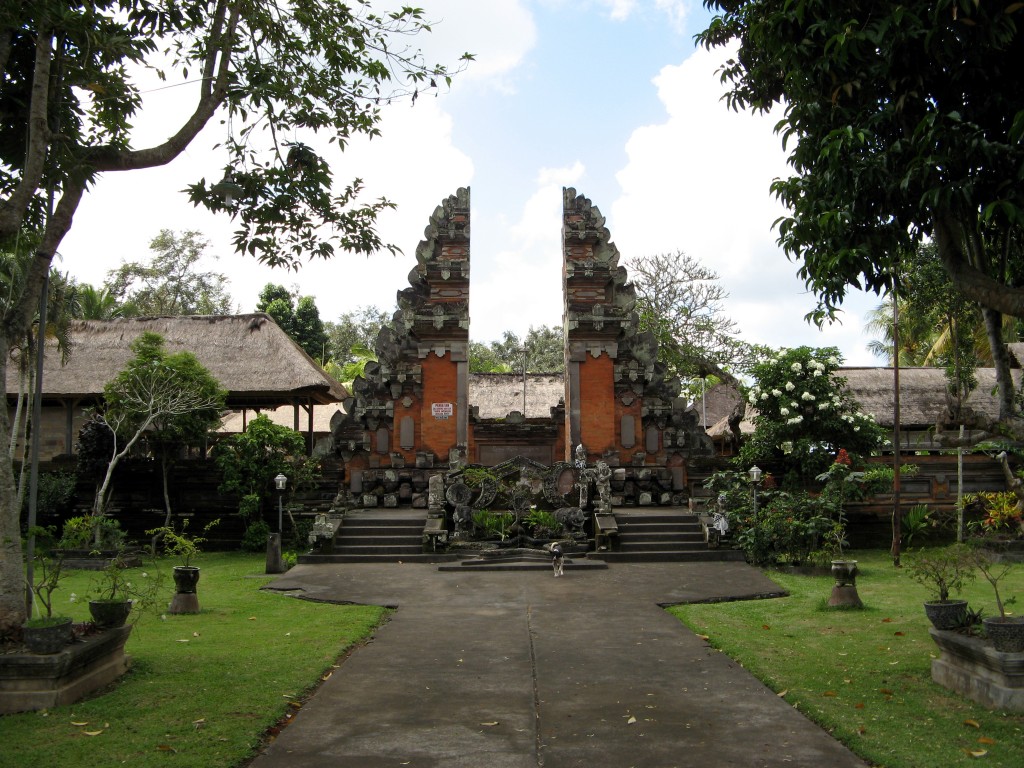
[275,473,287,532]
[266,473,288,574]
[748,465,762,518]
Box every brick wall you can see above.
[577,353,616,455]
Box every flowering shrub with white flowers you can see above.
[740,346,886,485]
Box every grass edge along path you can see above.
[669,549,1024,768]
[2,553,386,768]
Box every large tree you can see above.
[0,1,469,630]
[106,229,234,316]
[698,1,1024,419]
[629,250,754,390]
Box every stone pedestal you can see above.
[265,532,285,574]
[929,627,1024,711]
[0,625,131,714]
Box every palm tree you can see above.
[76,283,128,319]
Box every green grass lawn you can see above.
[3,553,385,768]
[669,549,1024,768]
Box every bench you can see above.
[308,514,343,554]
[593,513,619,551]
[423,516,448,552]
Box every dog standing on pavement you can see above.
[551,542,564,577]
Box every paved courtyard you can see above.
[249,561,868,768]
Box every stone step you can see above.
[617,541,711,553]
[339,524,424,537]
[330,543,425,556]
[617,531,706,543]
[298,552,457,564]
[592,549,747,563]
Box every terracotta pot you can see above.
[983,616,1024,653]
[172,566,201,594]
[89,599,133,629]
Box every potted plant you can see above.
[969,548,1024,653]
[22,526,74,653]
[907,544,976,630]
[147,518,218,614]
[87,550,163,629]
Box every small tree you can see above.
[92,333,226,519]
[214,415,320,530]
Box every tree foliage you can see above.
[327,305,391,366]
[740,346,887,485]
[106,229,234,316]
[469,326,565,374]
[699,1,1024,316]
[256,283,329,360]
[629,250,754,388]
[0,0,470,630]
[214,414,319,512]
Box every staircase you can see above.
[592,509,745,563]
[298,509,456,564]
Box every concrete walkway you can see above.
[250,561,868,768]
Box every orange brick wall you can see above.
[420,352,458,459]
[577,353,616,455]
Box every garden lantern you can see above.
[275,473,287,533]
[748,465,762,518]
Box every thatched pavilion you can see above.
[6,314,346,460]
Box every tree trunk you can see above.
[981,306,1016,420]
[0,337,26,632]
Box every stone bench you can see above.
[593,513,619,551]
[307,514,343,554]
[423,516,448,552]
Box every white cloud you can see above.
[469,162,586,342]
[610,42,879,365]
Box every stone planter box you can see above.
[929,627,1024,711]
[0,625,131,714]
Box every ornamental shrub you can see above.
[740,346,887,486]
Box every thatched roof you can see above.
[219,404,345,434]
[12,314,346,407]
[469,373,564,419]
[840,366,1019,428]
[707,366,1018,438]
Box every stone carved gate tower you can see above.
[331,186,711,508]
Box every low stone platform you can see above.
[0,625,131,714]
[930,627,1024,711]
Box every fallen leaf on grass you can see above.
[964,719,981,729]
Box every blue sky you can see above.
[57,1,882,367]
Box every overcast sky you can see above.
[57,0,882,367]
